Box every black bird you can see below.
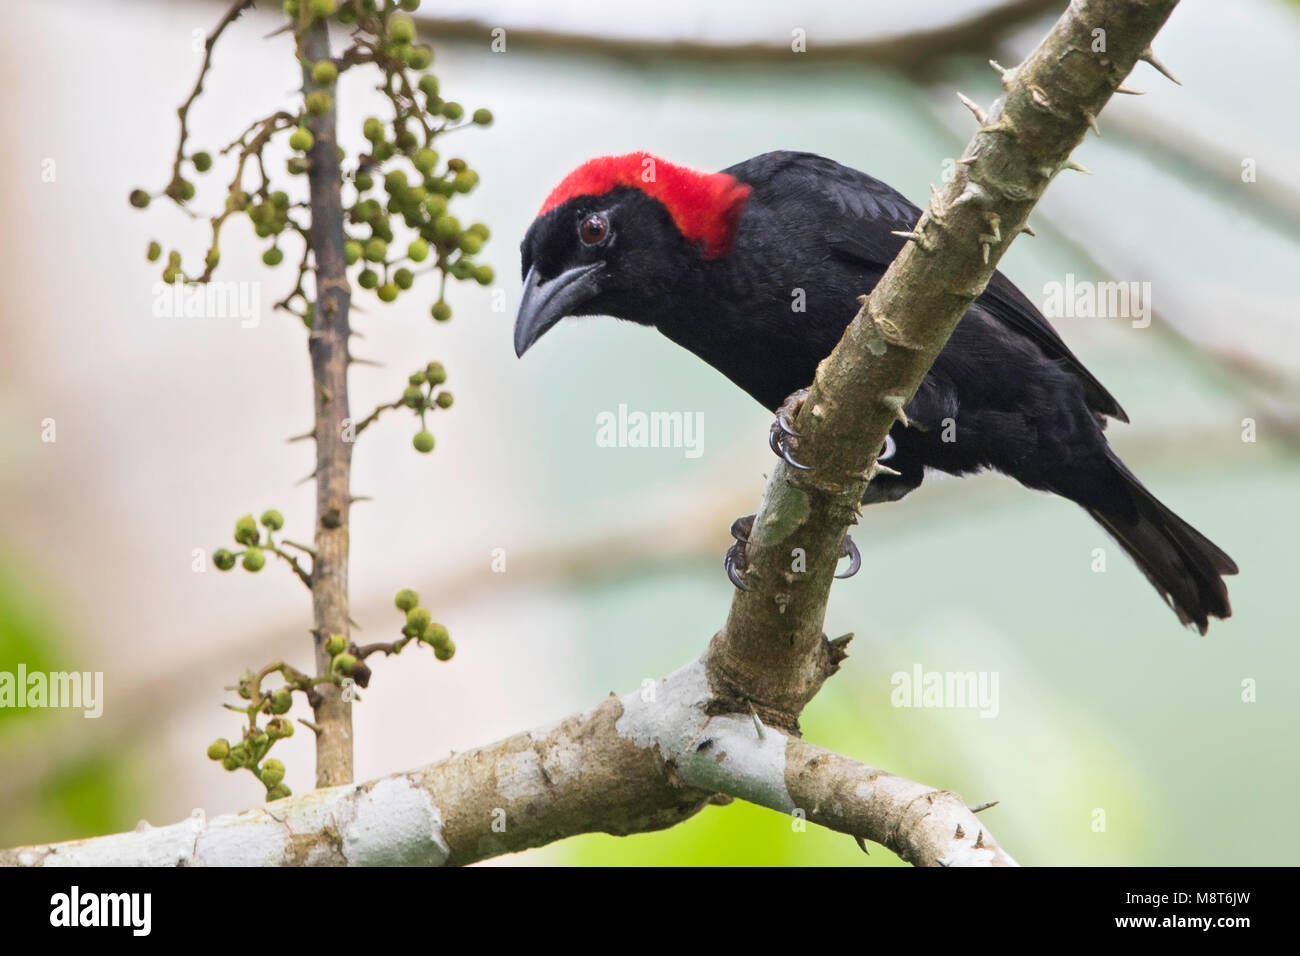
[514,150,1237,633]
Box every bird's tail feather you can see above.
[1086,451,1237,635]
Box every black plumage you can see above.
[516,150,1237,632]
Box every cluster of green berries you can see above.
[401,361,453,454]
[395,588,454,660]
[324,632,360,678]
[207,669,298,800]
[129,0,493,330]
[213,510,285,574]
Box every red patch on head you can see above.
[538,152,751,259]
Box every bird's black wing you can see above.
[728,151,1128,423]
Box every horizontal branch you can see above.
[413,0,1060,71]
[1,660,1009,867]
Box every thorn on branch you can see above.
[747,700,766,741]
[955,91,987,125]
[1139,46,1181,86]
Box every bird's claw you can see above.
[835,533,862,579]
[724,514,756,591]
[769,389,812,470]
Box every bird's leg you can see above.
[724,513,756,590]
[726,513,859,588]
[836,533,862,579]
[768,388,812,471]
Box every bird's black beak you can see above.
[513,262,604,357]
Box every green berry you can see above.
[180,180,197,201]
[222,755,240,771]
[213,548,237,571]
[409,372,427,387]
[394,267,414,290]
[362,117,384,142]
[447,158,467,173]
[406,607,432,633]
[260,759,286,787]
[422,622,449,646]
[192,151,213,172]
[309,0,336,16]
[267,716,294,739]
[311,60,338,86]
[467,222,490,240]
[418,75,439,99]
[207,738,230,760]
[129,189,151,209]
[266,783,292,801]
[270,688,292,714]
[384,169,408,193]
[354,171,374,192]
[146,241,162,262]
[358,268,379,289]
[433,640,455,661]
[262,247,284,266]
[435,391,454,409]
[412,430,435,453]
[407,239,429,263]
[305,91,332,116]
[399,0,421,12]
[452,170,479,193]
[408,46,433,70]
[242,547,266,572]
[402,385,423,407]
[434,215,460,241]
[430,300,451,322]
[234,515,260,546]
[474,264,494,286]
[283,0,299,18]
[364,237,388,262]
[377,283,399,303]
[413,147,438,175]
[344,240,362,264]
[260,509,285,531]
[395,588,419,612]
[205,248,221,269]
[472,108,493,126]
[457,232,483,255]
[440,102,464,121]
[332,652,357,675]
[289,126,314,151]
[387,14,416,43]
[325,633,346,655]
[425,361,447,385]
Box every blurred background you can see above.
[1,0,1297,865]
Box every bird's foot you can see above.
[836,533,862,579]
[726,514,860,588]
[769,388,812,470]
[724,514,756,590]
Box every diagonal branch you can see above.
[705,0,1181,730]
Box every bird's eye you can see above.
[579,213,609,245]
